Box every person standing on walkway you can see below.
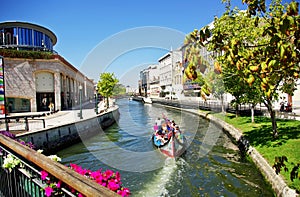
[49,102,54,113]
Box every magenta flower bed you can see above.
[0,130,130,196]
[41,164,130,197]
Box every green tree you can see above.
[112,84,126,96]
[97,72,119,109]
[183,38,213,100]
[204,69,226,113]
[187,0,300,137]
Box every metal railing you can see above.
[0,145,47,197]
[0,144,78,197]
[151,98,265,115]
[0,114,46,132]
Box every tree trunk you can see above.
[235,104,239,118]
[270,109,278,138]
[221,95,225,114]
[266,101,278,138]
[106,97,109,109]
[251,105,255,123]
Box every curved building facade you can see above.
[0,21,57,52]
[0,21,95,113]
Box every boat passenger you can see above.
[161,122,167,132]
[155,129,163,135]
[155,134,167,145]
[155,117,163,130]
[174,125,182,139]
[153,124,159,131]
[171,120,176,128]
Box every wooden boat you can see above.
[152,129,187,158]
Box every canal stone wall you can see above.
[151,100,298,197]
[16,108,119,154]
[205,112,298,197]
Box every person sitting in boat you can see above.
[171,120,176,128]
[161,122,167,132]
[153,123,159,131]
[174,125,183,139]
[155,129,162,135]
[154,130,167,145]
[155,117,163,130]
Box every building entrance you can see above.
[36,93,55,112]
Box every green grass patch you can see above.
[213,112,300,192]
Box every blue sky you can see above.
[0,0,292,87]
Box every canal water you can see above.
[57,99,274,197]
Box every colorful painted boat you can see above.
[152,130,187,158]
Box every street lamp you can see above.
[79,85,83,119]
[95,87,98,114]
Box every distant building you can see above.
[147,64,160,98]
[0,21,94,113]
[139,68,148,97]
[158,50,183,98]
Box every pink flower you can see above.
[56,180,62,188]
[103,169,113,180]
[44,186,53,197]
[41,170,48,180]
[107,179,120,191]
[78,193,84,197]
[90,171,102,179]
[115,171,121,182]
[70,163,81,172]
[67,164,130,196]
[117,187,131,197]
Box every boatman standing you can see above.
[155,117,163,130]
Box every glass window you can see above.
[7,97,30,113]
[0,29,4,45]
[18,27,22,45]
[33,30,37,46]
[28,29,33,46]
[23,28,26,45]
[13,28,17,45]
[4,28,13,45]
[5,32,11,45]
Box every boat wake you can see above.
[133,157,178,197]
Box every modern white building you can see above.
[148,64,160,98]
[158,50,183,98]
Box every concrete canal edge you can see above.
[16,107,120,154]
[204,112,298,197]
[158,103,298,197]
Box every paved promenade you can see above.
[1,102,114,133]
[2,99,300,134]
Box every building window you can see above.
[7,97,30,113]
[5,32,11,45]
[0,29,4,45]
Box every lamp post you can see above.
[95,87,98,114]
[79,85,83,119]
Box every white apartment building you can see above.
[148,64,160,98]
[139,64,160,97]
[158,50,183,98]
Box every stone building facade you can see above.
[4,56,94,112]
[0,21,94,113]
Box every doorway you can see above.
[36,93,55,112]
